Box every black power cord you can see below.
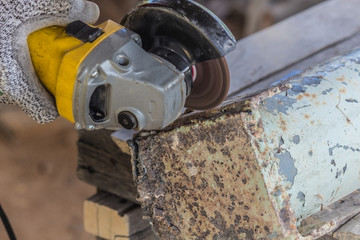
[0,204,16,240]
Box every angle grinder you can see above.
[27,0,236,130]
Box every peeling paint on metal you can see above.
[253,48,360,223]
[345,98,359,103]
[276,151,298,185]
[322,88,334,95]
[236,47,360,238]
[262,93,297,116]
[329,144,360,156]
[301,76,323,87]
[292,135,300,144]
[318,60,345,73]
[297,192,305,204]
[288,84,306,95]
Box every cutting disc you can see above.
[121,0,235,111]
[185,57,230,110]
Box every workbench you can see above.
[77,0,360,239]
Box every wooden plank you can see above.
[334,214,360,240]
[298,190,360,238]
[227,0,360,96]
[238,32,360,96]
[77,130,138,203]
[84,191,157,240]
[84,192,134,239]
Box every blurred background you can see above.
[0,0,323,239]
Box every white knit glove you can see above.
[0,0,99,123]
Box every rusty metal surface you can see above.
[132,114,287,239]
[128,47,360,239]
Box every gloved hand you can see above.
[0,0,99,123]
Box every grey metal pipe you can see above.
[244,47,360,222]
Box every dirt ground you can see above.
[0,106,94,240]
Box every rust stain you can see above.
[304,114,310,119]
[339,87,347,94]
[279,116,287,132]
[246,119,264,139]
[315,194,324,201]
[336,75,345,82]
[281,124,287,132]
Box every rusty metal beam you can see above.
[77,1,360,238]
[127,47,360,239]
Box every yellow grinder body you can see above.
[26,0,236,131]
[28,20,123,122]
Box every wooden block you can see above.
[334,214,360,240]
[77,130,138,203]
[84,191,156,240]
[298,190,360,238]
